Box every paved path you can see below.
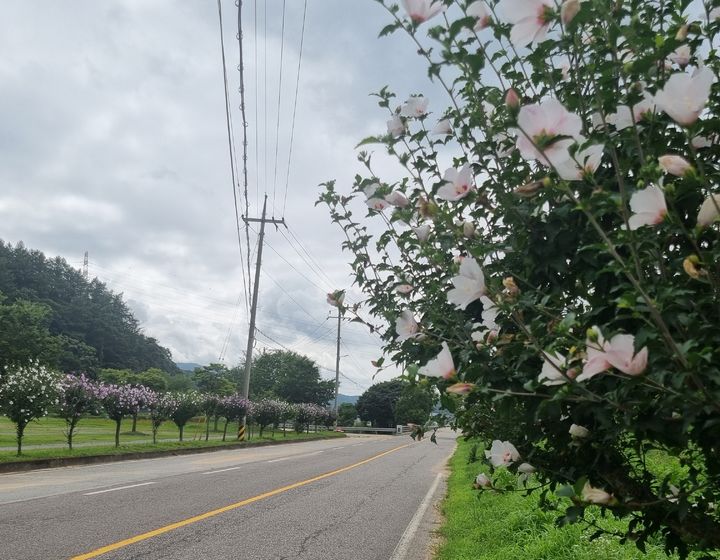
[0,430,456,559]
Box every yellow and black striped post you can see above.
[238,423,246,442]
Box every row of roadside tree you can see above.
[0,362,338,455]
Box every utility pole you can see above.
[238,194,283,440]
[332,310,342,413]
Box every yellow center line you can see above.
[70,443,410,560]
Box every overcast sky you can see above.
[0,1,453,395]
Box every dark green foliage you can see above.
[337,402,358,426]
[249,350,335,405]
[0,241,178,375]
[356,379,405,428]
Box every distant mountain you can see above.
[335,394,359,406]
[176,362,202,372]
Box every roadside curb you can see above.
[0,434,346,474]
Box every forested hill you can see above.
[0,241,177,375]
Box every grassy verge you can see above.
[0,429,344,464]
[0,415,256,447]
[435,437,680,560]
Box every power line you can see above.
[281,0,308,217]
[271,0,287,217]
[235,0,252,311]
[217,0,250,316]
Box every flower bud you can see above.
[462,221,476,238]
[569,423,590,438]
[417,197,438,219]
[683,255,707,280]
[658,154,692,177]
[447,382,475,395]
[504,88,520,109]
[513,180,543,198]
[675,24,688,41]
[518,462,536,474]
[503,276,520,297]
[474,473,492,488]
[561,0,580,25]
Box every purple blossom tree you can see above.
[217,394,250,441]
[170,391,201,441]
[147,392,177,444]
[56,373,101,450]
[98,383,148,448]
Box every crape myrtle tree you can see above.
[200,394,222,441]
[56,373,101,450]
[217,394,250,441]
[147,392,177,444]
[99,384,153,448]
[251,398,283,438]
[319,0,720,555]
[293,403,319,434]
[170,391,201,442]
[0,362,59,455]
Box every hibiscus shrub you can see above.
[320,0,720,555]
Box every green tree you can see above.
[129,368,170,392]
[337,402,358,426]
[394,385,434,426]
[170,392,201,441]
[193,364,234,396]
[356,380,404,428]
[249,350,334,405]
[0,295,57,373]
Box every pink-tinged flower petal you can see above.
[668,45,691,67]
[697,194,720,228]
[551,141,604,180]
[516,99,582,164]
[560,0,580,25]
[604,334,648,376]
[402,0,446,23]
[485,439,520,467]
[412,224,431,242]
[387,115,405,137]
[518,462,536,474]
[419,342,455,379]
[366,198,391,212]
[431,118,452,136]
[538,351,568,385]
[385,191,410,207]
[438,164,475,201]
[395,284,414,294]
[447,257,486,310]
[498,0,553,47]
[363,183,379,198]
[467,1,491,30]
[658,155,692,176]
[396,310,421,342]
[400,95,430,118]
[447,382,475,395]
[655,67,714,126]
[628,184,667,230]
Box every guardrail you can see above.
[334,425,413,435]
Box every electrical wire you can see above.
[281,0,308,217]
[271,0,287,217]
[217,0,250,316]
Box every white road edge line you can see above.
[84,482,156,496]
[201,466,243,475]
[389,472,443,560]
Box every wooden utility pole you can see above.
[239,194,284,439]
[333,310,342,413]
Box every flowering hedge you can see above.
[320,0,720,554]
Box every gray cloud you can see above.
[0,1,452,394]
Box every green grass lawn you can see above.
[0,415,343,463]
[435,437,699,560]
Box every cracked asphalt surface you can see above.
[0,430,456,559]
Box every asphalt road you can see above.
[0,430,456,560]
